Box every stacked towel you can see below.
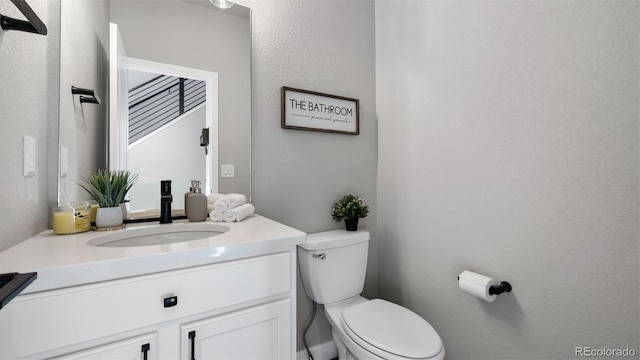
[207,193,225,204]
[223,204,255,223]
[213,193,247,212]
[210,210,224,222]
[208,193,255,222]
[207,193,225,213]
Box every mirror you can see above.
[109,50,220,214]
[58,0,251,221]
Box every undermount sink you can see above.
[87,223,230,248]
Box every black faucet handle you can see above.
[161,180,172,195]
[160,180,173,224]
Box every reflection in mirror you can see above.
[109,0,251,219]
[58,0,109,207]
[127,69,209,211]
[110,54,219,214]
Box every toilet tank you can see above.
[298,229,370,304]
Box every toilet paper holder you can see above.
[488,281,512,295]
[456,275,512,295]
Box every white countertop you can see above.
[0,215,306,294]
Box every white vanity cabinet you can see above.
[0,251,296,359]
[180,299,291,359]
[53,334,159,360]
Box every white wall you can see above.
[376,1,639,359]
[110,0,251,196]
[242,0,377,352]
[0,0,59,251]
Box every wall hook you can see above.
[0,0,47,35]
[71,86,101,105]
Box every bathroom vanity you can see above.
[0,215,305,359]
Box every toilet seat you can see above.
[341,299,443,360]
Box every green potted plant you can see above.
[331,193,369,231]
[79,169,138,228]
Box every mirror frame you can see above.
[109,55,220,218]
[53,1,252,224]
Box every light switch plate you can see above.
[23,135,36,176]
[221,164,235,178]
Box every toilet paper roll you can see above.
[458,270,500,302]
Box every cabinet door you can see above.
[52,333,157,360]
[181,300,291,360]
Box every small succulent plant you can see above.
[331,193,369,221]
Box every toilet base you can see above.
[326,296,383,360]
[332,328,373,360]
[324,296,445,360]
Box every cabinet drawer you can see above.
[0,252,291,359]
[52,333,158,360]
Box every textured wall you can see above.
[0,0,59,251]
[0,0,109,251]
[376,1,639,359]
[242,0,377,352]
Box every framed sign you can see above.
[281,86,359,135]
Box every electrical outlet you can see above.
[221,164,235,178]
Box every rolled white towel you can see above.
[223,203,255,222]
[207,193,225,204]
[214,193,247,212]
[209,210,224,222]
[207,204,215,213]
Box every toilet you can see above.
[298,229,445,360]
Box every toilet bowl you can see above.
[298,230,444,360]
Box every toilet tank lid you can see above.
[299,229,370,250]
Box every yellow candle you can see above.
[53,210,75,235]
[53,204,91,235]
[86,200,99,224]
[74,207,91,232]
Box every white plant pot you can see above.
[96,206,123,228]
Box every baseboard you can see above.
[296,341,338,360]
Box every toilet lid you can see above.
[341,299,443,359]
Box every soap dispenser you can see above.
[184,182,194,218]
[186,180,207,222]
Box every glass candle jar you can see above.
[53,203,91,235]
[86,200,99,226]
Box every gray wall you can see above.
[243,0,377,352]
[0,0,108,252]
[376,1,639,359]
[58,0,110,206]
[4,1,637,358]
[0,0,59,251]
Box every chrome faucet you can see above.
[160,180,172,224]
